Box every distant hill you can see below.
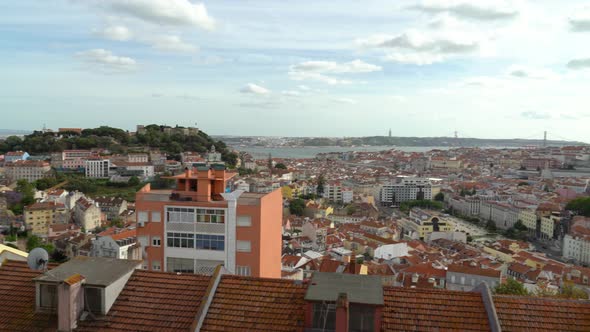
[303,136,587,147]
[0,125,238,167]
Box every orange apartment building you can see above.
[135,164,282,278]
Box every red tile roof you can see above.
[200,275,307,332]
[494,295,590,332]
[0,260,59,332]
[77,270,212,332]
[382,287,491,331]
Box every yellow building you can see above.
[483,246,515,263]
[25,202,68,237]
[540,214,559,240]
[518,209,538,234]
[430,158,462,170]
[401,209,454,241]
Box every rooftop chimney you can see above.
[335,292,349,332]
[58,274,85,332]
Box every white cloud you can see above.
[240,83,270,95]
[290,60,381,74]
[358,30,479,54]
[282,90,301,97]
[507,65,557,80]
[288,59,379,85]
[567,58,590,70]
[102,0,215,30]
[94,25,133,41]
[569,10,590,32]
[521,111,551,120]
[383,52,444,65]
[411,0,518,21]
[145,35,198,53]
[297,85,310,91]
[288,71,352,85]
[331,97,357,104]
[75,49,137,72]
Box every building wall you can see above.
[257,189,282,279]
[446,272,501,292]
[563,235,590,265]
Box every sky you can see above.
[1,0,590,142]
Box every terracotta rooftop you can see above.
[494,295,590,332]
[0,260,58,332]
[77,270,212,332]
[448,264,502,278]
[200,275,307,332]
[382,287,491,331]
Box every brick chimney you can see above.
[335,292,349,332]
[58,274,85,332]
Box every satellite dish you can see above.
[27,248,49,271]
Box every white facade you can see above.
[86,159,111,178]
[125,164,155,178]
[379,177,433,206]
[563,235,590,265]
[91,236,137,259]
[4,161,51,182]
[374,243,409,260]
[323,183,353,204]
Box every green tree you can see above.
[565,197,590,217]
[434,192,444,202]
[346,205,357,215]
[494,278,529,296]
[486,219,497,232]
[26,235,43,252]
[289,199,306,216]
[316,174,326,196]
[275,163,287,169]
[558,283,589,300]
[128,176,141,186]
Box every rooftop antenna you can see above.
[27,247,49,271]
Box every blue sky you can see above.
[1,0,590,142]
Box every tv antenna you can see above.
[27,247,49,271]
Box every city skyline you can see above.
[2,0,590,141]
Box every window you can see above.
[167,257,194,273]
[196,234,225,251]
[166,207,196,223]
[138,211,149,223]
[152,260,161,271]
[152,236,161,247]
[167,232,195,248]
[349,304,375,332]
[151,211,161,222]
[196,209,225,224]
[236,265,251,276]
[237,240,251,252]
[39,284,57,309]
[312,302,336,331]
[137,235,150,248]
[85,287,103,314]
[237,215,252,227]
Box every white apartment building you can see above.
[379,177,433,206]
[86,159,111,178]
[563,216,590,265]
[91,230,141,260]
[479,201,520,230]
[323,183,353,204]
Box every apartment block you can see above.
[135,164,282,278]
[24,202,68,237]
[85,158,111,178]
[4,160,51,182]
[379,177,434,206]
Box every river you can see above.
[232,145,451,159]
